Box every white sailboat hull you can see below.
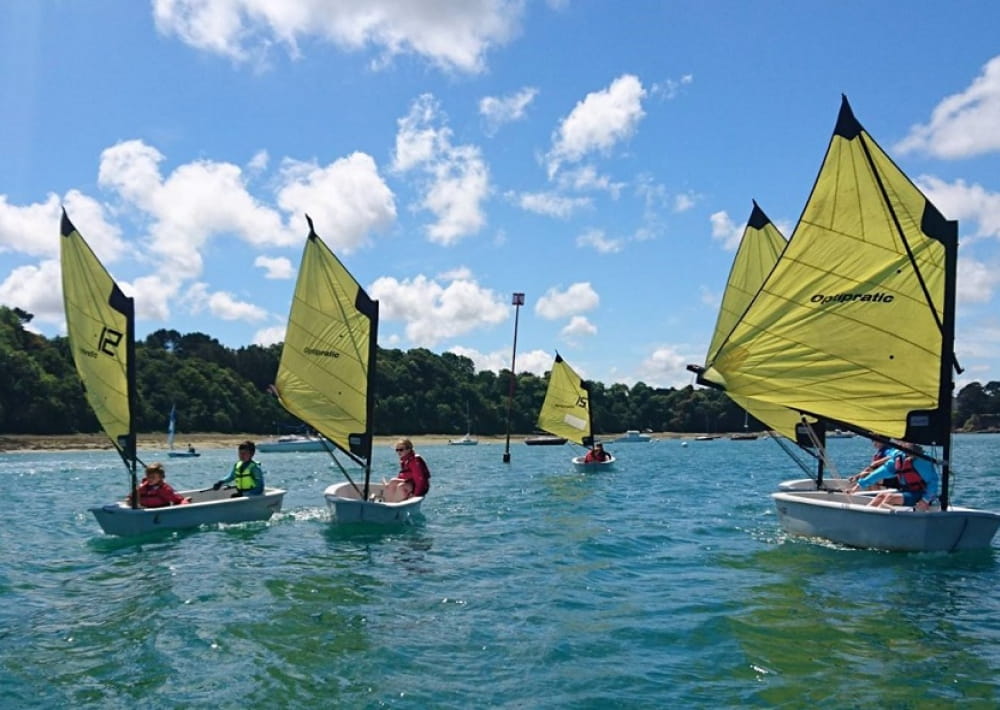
[571,454,617,472]
[448,435,478,445]
[324,481,423,524]
[257,435,330,453]
[772,490,1000,552]
[90,487,286,536]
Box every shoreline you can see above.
[0,431,695,453]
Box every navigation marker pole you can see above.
[503,292,524,464]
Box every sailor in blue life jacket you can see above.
[848,439,900,489]
[213,440,265,496]
[847,440,939,510]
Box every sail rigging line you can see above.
[800,419,840,481]
[769,433,815,477]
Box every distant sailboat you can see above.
[537,353,615,470]
[61,211,284,535]
[449,403,479,445]
[695,97,1000,551]
[166,404,200,457]
[272,216,424,523]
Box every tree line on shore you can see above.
[1,305,995,437]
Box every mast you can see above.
[936,210,959,511]
[503,292,524,464]
[363,286,380,503]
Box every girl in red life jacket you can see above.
[382,438,431,502]
[583,443,611,463]
[128,462,191,508]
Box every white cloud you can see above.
[917,176,1000,241]
[247,150,269,173]
[958,257,1000,304]
[152,0,524,73]
[480,86,538,135]
[896,55,1000,159]
[393,95,490,245]
[512,191,591,218]
[535,282,599,319]
[184,282,268,322]
[254,255,294,279]
[576,228,622,253]
[448,345,551,375]
[0,196,127,326]
[277,152,396,253]
[253,324,286,346]
[637,345,694,388]
[561,315,597,339]
[547,74,647,178]
[673,192,696,212]
[709,210,743,251]
[369,273,508,346]
[650,73,693,100]
[0,259,65,327]
[555,165,625,198]
[0,191,123,261]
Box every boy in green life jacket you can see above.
[213,440,265,496]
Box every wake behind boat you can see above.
[692,96,1000,551]
[537,353,615,472]
[272,217,424,524]
[61,212,285,536]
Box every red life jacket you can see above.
[138,482,176,508]
[893,455,926,493]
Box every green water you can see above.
[1,436,998,708]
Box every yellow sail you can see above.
[706,96,955,444]
[706,201,787,366]
[60,210,134,455]
[274,217,377,463]
[700,202,804,439]
[537,354,592,446]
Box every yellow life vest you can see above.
[231,460,261,491]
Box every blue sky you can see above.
[4,1,1000,389]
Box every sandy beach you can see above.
[0,432,521,453]
[0,431,689,453]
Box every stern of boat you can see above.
[323,481,423,524]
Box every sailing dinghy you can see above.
[272,217,423,524]
[61,211,285,536]
[538,353,615,471]
[166,404,200,457]
[694,97,999,551]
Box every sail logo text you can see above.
[305,347,340,358]
[811,292,894,305]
